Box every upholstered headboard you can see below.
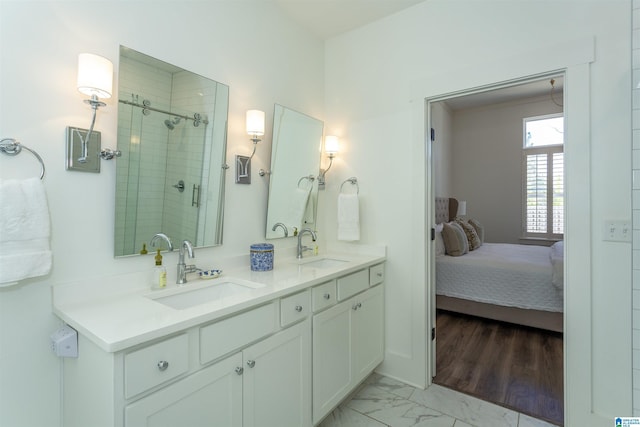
[435,197,458,224]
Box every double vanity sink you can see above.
[53,251,385,427]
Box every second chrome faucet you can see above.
[297,228,317,259]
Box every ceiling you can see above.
[274,0,426,39]
[442,77,564,111]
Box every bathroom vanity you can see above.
[53,252,385,427]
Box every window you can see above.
[523,114,564,239]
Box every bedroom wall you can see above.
[323,0,632,420]
[450,95,563,244]
[0,3,324,426]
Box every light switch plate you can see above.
[603,220,632,242]
[66,126,101,173]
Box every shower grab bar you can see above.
[118,99,209,125]
[0,138,45,180]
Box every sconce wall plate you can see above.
[235,155,251,184]
[65,126,101,173]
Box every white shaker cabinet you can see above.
[125,352,243,427]
[312,265,385,425]
[125,319,310,427]
[242,319,311,427]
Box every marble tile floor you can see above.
[319,373,560,427]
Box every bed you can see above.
[435,197,564,333]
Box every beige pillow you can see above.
[442,222,468,256]
[456,219,482,250]
[468,218,484,243]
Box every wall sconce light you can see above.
[236,109,265,184]
[66,53,121,173]
[456,200,467,218]
[318,135,339,189]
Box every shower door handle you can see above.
[192,184,201,208]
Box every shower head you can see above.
[164,117,181,130]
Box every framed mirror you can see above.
[265,104,323,239]
[114,46,229,257]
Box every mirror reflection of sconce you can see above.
[66,53,121,173]
[318,135,339,189]
[236,109,265,184]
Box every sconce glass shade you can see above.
[77,53,113,99]
[457,200,467,216]
[325,135,339,155]
[246,110,265,136]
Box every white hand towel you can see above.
[338,193,360,241]
[0,177,52,286]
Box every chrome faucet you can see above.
[177,240,196,285]
[150,233,174,251]
[297,228,317,259]
[272,222,289,237]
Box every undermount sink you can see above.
[149,279,265,310]
[298,257,349,269]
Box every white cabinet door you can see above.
[352,284,384,384]
[243,319,311,427]
[312,299,352,424]
[124,353,242,427]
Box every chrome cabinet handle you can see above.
[295,305,303,312]
[247,360,256,368]
[323,293,331,300]
[377,272,383,277]
[157,360,169,371]
[352,302,362,311]
[235,367,244,375]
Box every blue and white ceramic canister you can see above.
[250,243,274,271]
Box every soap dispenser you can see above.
[151,249,167,290]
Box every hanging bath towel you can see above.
[0,177,52,286]
[337,192,360,241]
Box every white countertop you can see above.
[53,251,385,353]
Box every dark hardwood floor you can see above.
[433,310,564,426]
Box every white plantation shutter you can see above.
[523,114,564,239]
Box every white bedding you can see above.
[436,243,563,312]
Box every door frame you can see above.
[420,45,601,424]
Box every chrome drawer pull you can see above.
[247,360,256,368]
[235,367,244,375]
[157,360,169,371]
[295,305,303,312]
[323,293,331,300]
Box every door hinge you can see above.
[431,327,436,340]
[430,128,435,142]
[431,227,435,241]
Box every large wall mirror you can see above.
[265,105,323,239]
[114,46,229,257]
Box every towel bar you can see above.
[0,138,45,180]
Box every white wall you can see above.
[631,0,640,415]
[0,2,324,426]
[450,95,563,244]
[323,0,632,421]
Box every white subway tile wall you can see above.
[633,0,640,415]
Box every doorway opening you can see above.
[426,74,565,426]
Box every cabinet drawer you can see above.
[280,290,310,327]
[337,269,369,301]
[369,264,385,286]
[124,334,189,398]
[312,280,336,312]
[200,302,278,365]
